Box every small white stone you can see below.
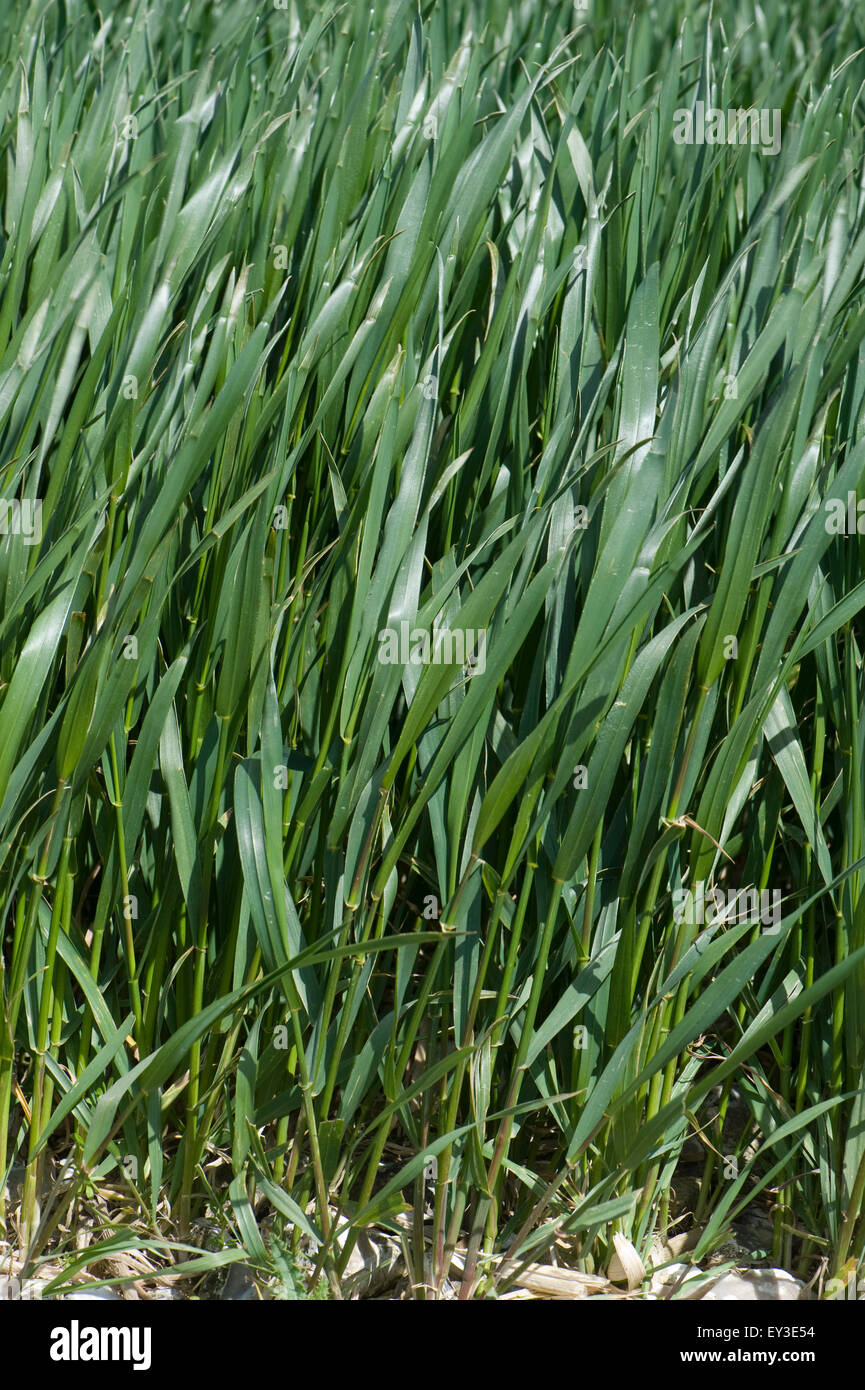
[700,1269,807,1301]
[649,1261,707,1296]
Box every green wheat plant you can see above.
[1,0,865,1300]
